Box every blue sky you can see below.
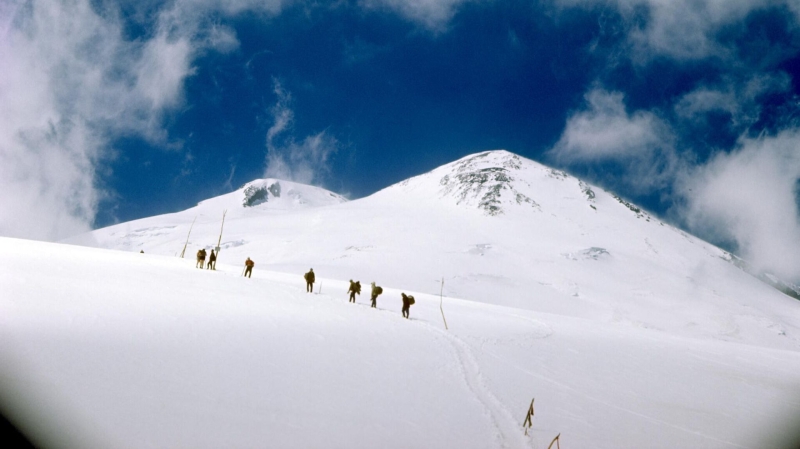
[3,0,800,280]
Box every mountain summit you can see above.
[436,150,541,215]
[378,149,591,216]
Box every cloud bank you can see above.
[1,0,143,240]
[678,131,800,280]
[0,0,286,241]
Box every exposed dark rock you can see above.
[440,152,539,216]
[243,181,282,207]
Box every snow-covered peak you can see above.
[374,149,586,216]
[436,150,549,215]
[195,178,347,213]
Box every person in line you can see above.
[304,268,315,293]
[244,257,254,278]
[401,293,415,319]
[370,282,382,308]
[207,249,217,270]
[196,248,207,268]
[347,280,361,303]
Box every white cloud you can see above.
[551,88,679,191]
[135,35,194,115]
[266,79,294,149]
[264,80,339,185]
[204,23,240,53]
[554,0,791,62]
[674,74,791,128]
[554,89,672,159]
[0,0,130,240]
[677,130,800,281]
[358,0,473,31]
[0,0,289,241]
[674,88,739,118]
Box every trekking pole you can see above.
[241,267,245,277]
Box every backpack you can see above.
[354,281,361,294]
[374,286,383,295]
[408,295,415,305]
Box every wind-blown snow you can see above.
[5,150,799,447]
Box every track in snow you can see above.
[420,323,531,449]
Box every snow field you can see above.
[45,151,800,447]
[4,237,800,448]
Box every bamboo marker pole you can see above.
[547,433,561,449]
[523,398,535,435]
[179,216,197,258]
[439,277,448,330]
[216,210,227,253]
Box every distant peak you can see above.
[236,179,347,209]
[242,180,282,207]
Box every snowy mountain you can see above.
[74,150,800,348]
[5,150,799,448]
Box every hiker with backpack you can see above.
[207,249,217,270]
[370,282,383,308]
[401,293,415,319]
[304,268,315,293]
[348,280,361,303]
[243,257,254,278]
[196,248,207,268]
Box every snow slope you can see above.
[3,237,800,448]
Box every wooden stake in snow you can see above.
[523,398,535,435]
[439,277,448,330]
[215,210,227,256]
[547,433,561,449]
[179,216,197,258]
